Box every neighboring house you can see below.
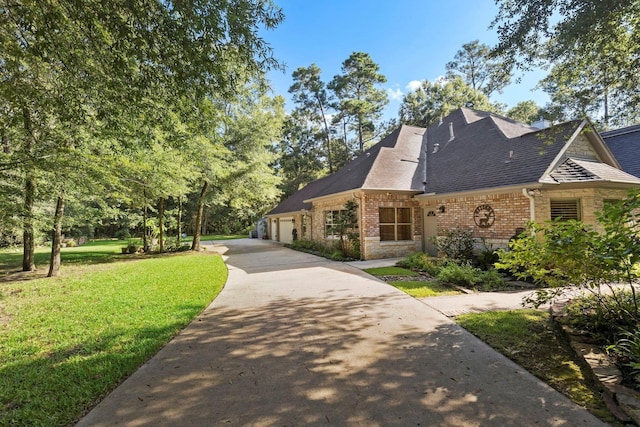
[267,108,640,259]
[602,124,640,178]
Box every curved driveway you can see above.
[77,239,605,426]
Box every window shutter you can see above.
[550,200,580,221]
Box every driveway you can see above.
[76,239,605,426]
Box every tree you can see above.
[329,52,389,153]
[506,100,548,124]
[275,114,325,200]
[446,40,512,97]
[0,0,284,272]
[289,65,336,173]
[399,76,500,127]
[492,0,640,125]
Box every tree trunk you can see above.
[142,191,148,252]
[158,197,164,252]
[191,181,208,251]
[319,100,334,173]
[23,174,36,271]
[48,195,65,277]
[22,107,35,272]
[177,196,182,245]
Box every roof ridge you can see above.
[601,123,640,138]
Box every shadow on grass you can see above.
[0,303,204,427]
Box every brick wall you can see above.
[421,190,531,248]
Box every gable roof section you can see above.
[543,158,640,184]
[424,108,581,194]
[267,125,425,215]
[602,124,640,178]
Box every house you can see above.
[266,108,640,259]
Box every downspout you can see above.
[353,192,364,260]
[522,187,536,223]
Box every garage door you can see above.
[279,217,294,244]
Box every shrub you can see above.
[397,252,442,277]
[435,228,474,261]
[608,329,640,383]
[436,261,479,286]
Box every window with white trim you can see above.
[550,199,580,221]
[325,210,345,237]
[379,207,412,241]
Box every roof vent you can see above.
[448,122,455,141]
[432,143,440,153]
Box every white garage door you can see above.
[279,217,294,244]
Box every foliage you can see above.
[457,310,619,424]
[506,100,550,125]
[399,76,502,127]
[445,40,512,97]
[435,228,475,262]
[492,0,640,126]
[563,292,640,344]
[608,329,640,382]
[327,200,360,259]
[328,52,389,153]
[396,252,442,277]
[497,190,640,324]
[0,252,227,426]
[436,261,505,290]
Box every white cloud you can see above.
[387,88,403,101]
[406,80,423,92]
[434,75,448,86]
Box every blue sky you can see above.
[262,0,550,122]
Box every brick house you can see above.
[266,108,640,259]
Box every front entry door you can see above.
[422,208,438,256]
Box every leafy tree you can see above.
[275,114,325,200]
[399,76,501,127]
[289,64,336,173]
[506,100,548,125]
[492,0,640,125]
[329,52,389,153]
[0,0,284,271]
[446,40,512,97]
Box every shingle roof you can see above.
[424,108,581,194]
[267,125,425,215]
[602,124,640,178]
[542,157,640,184]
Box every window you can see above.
[325,210,344,237]
[379,207,412,241]
[550,200,580,221]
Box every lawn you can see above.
[457,310,620,425]
[389,280,462,297]
[364,266,461,297]
[0,248,227,426]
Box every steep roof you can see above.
[602,124,640,178]
[424,108,582,194]
[268,125,425,215]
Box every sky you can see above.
[261,0,550,122]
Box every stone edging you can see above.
[550,301,640,425]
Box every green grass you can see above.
[0,239,125,273]
[457,310,619,425]
[0,252,227,426]
[389,281,462,298]
[363,266,419,276]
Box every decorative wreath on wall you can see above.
[473,204,495,228]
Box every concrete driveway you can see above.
[76,239,605,426]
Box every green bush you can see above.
[608,328,640,382]
[436,262,479,286]
[435,228,474,261]
[397,252,442,276]
[436,261,504,290]
[564,292,640,343]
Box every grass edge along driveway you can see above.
[0,252,227,427]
